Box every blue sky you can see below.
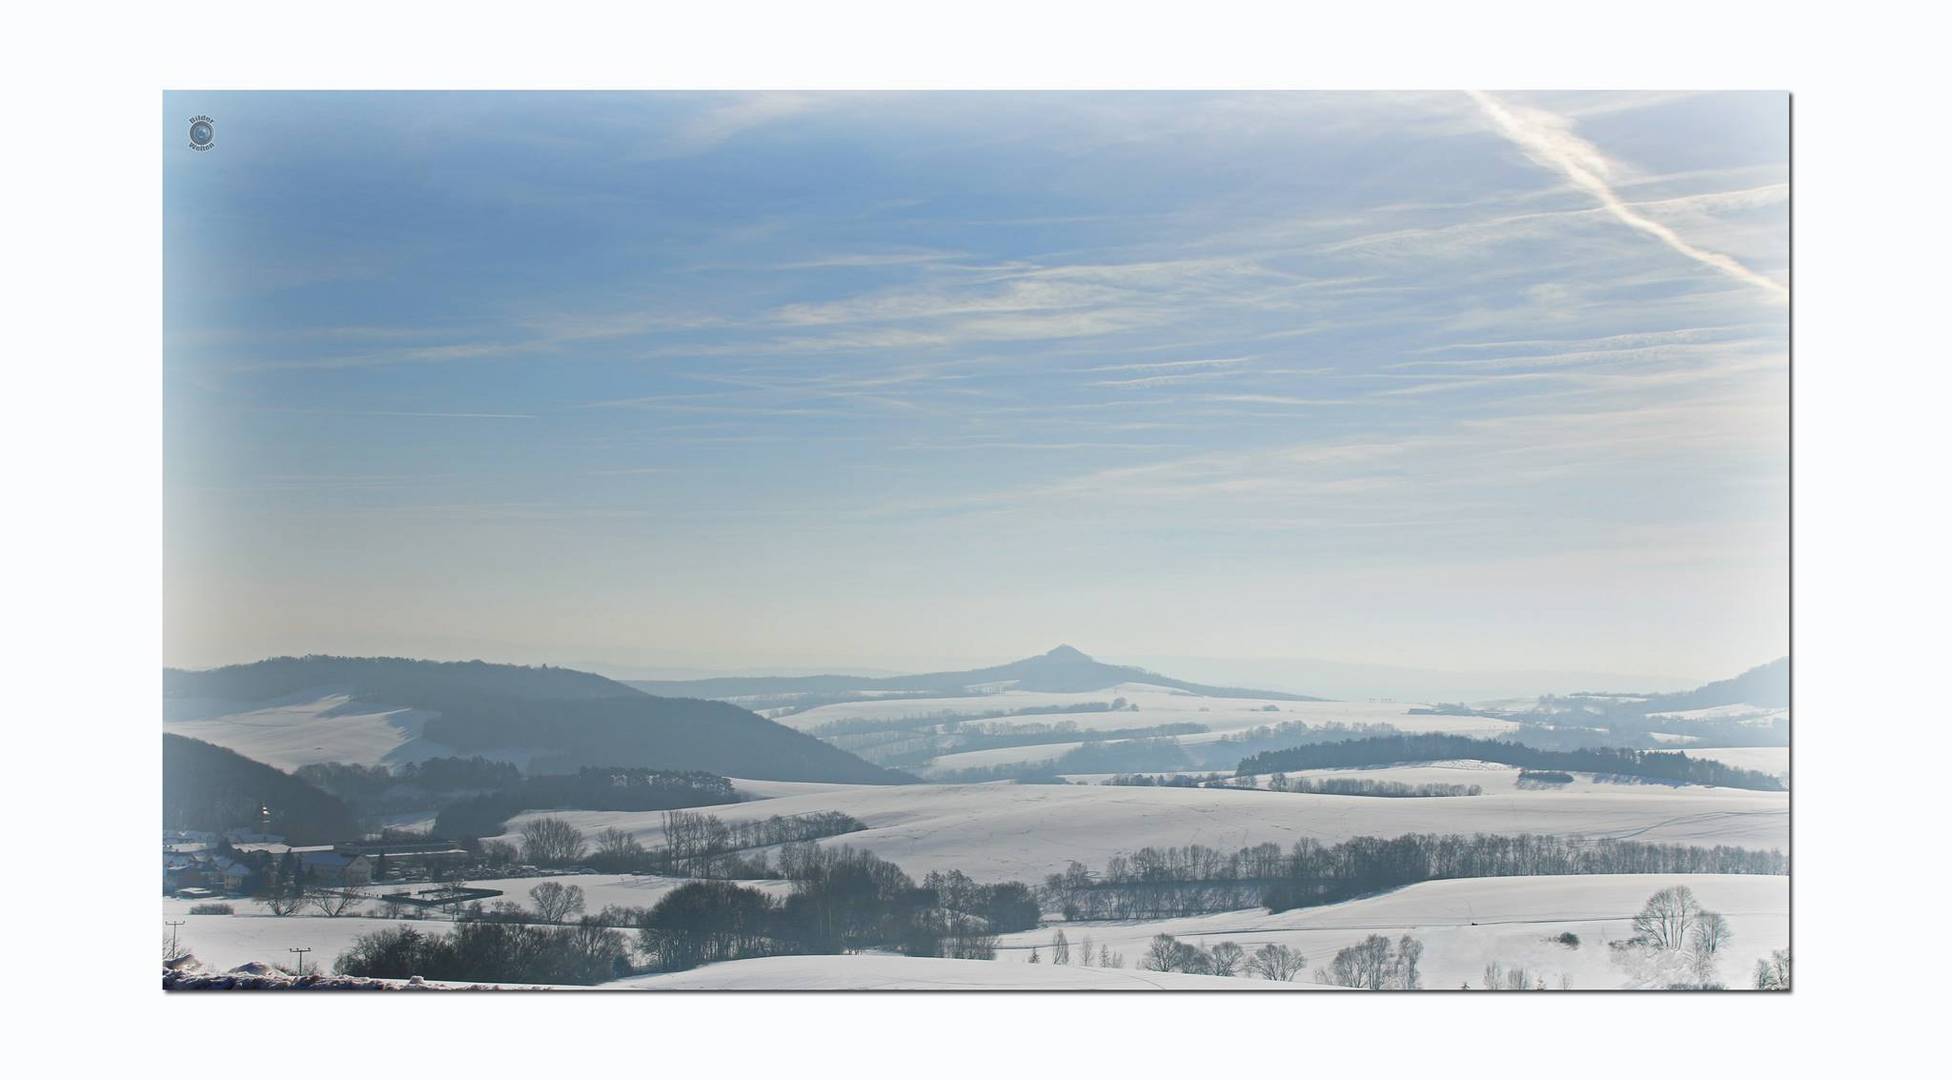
[163,91,1787,684]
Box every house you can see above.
[163,853,206,893]
[336,840,469,880]
[297,850,373,886]
[164,848,261,895]
[208,855,256,893]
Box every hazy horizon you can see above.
[164,91,1788,683]
[161,638,1775,704]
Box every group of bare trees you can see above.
[1754,948,1791,990]
[1477,961,1572,990]
[1318,934,1423,989]
[1133,933,1304,980]
[260,883,365,918]
[1263,774,1483,798]
[1025,930,1126,969]
[1611,885,1736,988]
[514,810,870,876]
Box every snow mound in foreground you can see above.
[606,953,1339,990]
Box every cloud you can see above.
[1466,91,1788,300]
[651,93,822,158]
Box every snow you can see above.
[603,953,1337,990]
[1237,759,1771,796]
[1648,704,1789,724]
[380,811,439,833]
[160,910,433,973]
[497,779,1787,884]
[162,692,462,771]
[1676,746,1790,782]
[781,686,1520,741]
[729,778,868,801]
[995,873,1789,990]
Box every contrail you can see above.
[1466,91,1788,300]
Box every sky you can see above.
[163,91,1788,687]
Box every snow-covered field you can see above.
[1648,704,1789,725]
[605,953,1337,990]
[1677,746,1790,782]
[163,909,431,973]
[163,693,459,771]
[995,874,1789,990]
[499,778,1788,884]
[1237,759,1780,796]
[780,685,1520,740]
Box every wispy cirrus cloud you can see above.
[1466,91,1788,300]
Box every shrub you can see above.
[188,902,235,915]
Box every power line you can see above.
[287,946,312,976]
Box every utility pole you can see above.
[164,920,185,962]
[287,946,311,976]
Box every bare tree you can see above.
[309,888,362,918]
[1142,934,1182,972]
[1392,934,1423,990]
[1050,929,1070,965]
[1209,941,1246,977]
[530,880,587,924]
[1249,942,1307,981]
[261,883,306,917]
[1754,948,1791,990]
[1688,910,1732,985]
[1481,961,1563,990]
[1077,935,1094,967]
[1631,885,1701,951]
[519,817,588,867]
[595,827,644,862]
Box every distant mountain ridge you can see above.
[164,656,908,784]
[626,644,1327,701]
[1645,657,1789,712]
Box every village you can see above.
[163,828,520,914]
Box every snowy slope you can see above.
[1675,747,1790,782]
[498,779,1788,884]
[995,873,1789,990]
[162,693,463,771]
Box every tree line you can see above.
[1039,833,1787,919]
[1098,772,1480,796]
[434,768,739,839]
[508,811,870,878]
[1235,734,1785,791]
